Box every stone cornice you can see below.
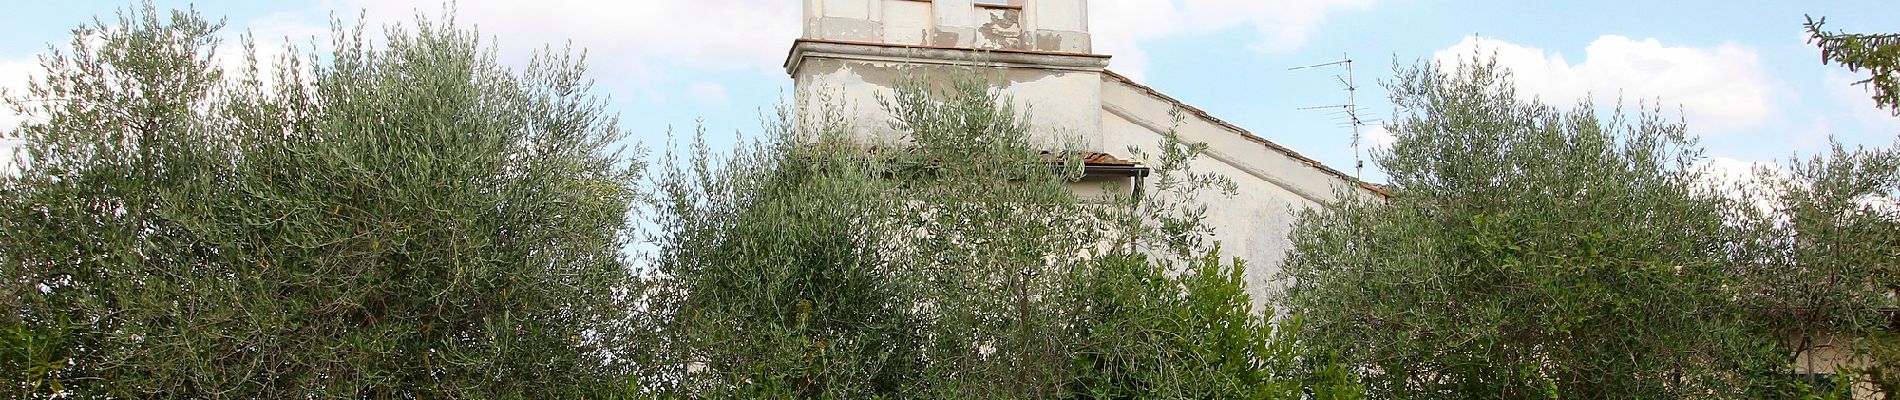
[784,39,1111,76]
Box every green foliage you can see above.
[2,4,1368,399]
[644,75,1359,398]
[0,4,641,398]
[1743,144,1900,334]
[1791,29,1900,397]
[1282,56,1784,399]
[1867,331,1900,398]
[1806,16,1900,116]
[1068,250,1363,400]
[641,103,923,397]
[1743,141,1900,399]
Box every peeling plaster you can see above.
[977,9,1025,50]
[929,29,963,48]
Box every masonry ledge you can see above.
[784,39,1111,76]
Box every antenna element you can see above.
[1289,53,1371,180]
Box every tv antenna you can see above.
[1289,54,1373,180]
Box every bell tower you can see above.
[787,0,1110,150]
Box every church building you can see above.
[785,0,1386,300]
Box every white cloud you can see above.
[1695,155,1900,223]
[1433,35,1775,134]
[1363,123,1395,150]
[252,1,1371,86]
[1822,69,1900,135]
[1091,0,1374,80]
[219,11,330,89]
[1,55,35,174]
[1693,156,1786,216]
[684,82,729,108]
[1351,123,1394,179]
[1695,156,1781,192]
[1785,71,1898,153]
[0,55,34,134]
[326,0,801,83]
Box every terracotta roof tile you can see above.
[1041,150,1139,166]
[862,145,1142,168]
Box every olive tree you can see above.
[1280,56,1784,399]
[1,5,642,398]
[1796,16,1900,398]
[642,76,1363,399]
[1739,142,1900,398]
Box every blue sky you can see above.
[3,0,1896,183]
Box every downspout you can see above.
[1131,174,1144,203]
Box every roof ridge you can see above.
[1100,70,1389,197]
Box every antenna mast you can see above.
[1290,53,1369,180]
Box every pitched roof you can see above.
[1041,150,1139,166]
[1101,70,1390,197]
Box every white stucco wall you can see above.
[791,0,1381,306]
[786,54,1381,305]
[803,0,1093,53]
[1100,74,1383,302]
[1788,333,1884,400]
[788,42,1109,149]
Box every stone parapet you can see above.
[802,0,1091,53]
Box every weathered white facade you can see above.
[787,0,1386,300]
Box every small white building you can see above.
[786,0,1386,301]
